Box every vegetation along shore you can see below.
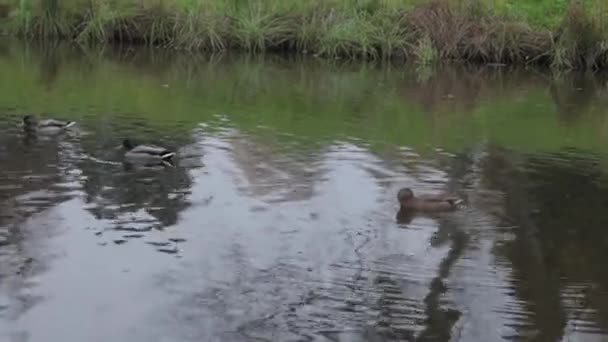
[0,0,607,69]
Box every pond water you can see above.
[1,41,608,342]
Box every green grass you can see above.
[0,0,608,68]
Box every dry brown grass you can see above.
[406,1,552,64]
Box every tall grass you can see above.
[0,0,607,69]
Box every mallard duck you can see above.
[120,138,176,167]
[397,187,463,212]
[22,114,76,134]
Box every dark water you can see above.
[1,41,608,342]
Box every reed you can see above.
[0,0,607,69]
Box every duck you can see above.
[119,138,176,167]
[22,114,76,134]
[397,187,463,212]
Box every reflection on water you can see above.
[1,41,608,341]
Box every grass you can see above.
[0,0,607,69]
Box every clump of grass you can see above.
[414,34,437,65]
[292,8,326,54]
[318,11,379,59]
[369,9,410,59]
[172,1,228,51]
[228,1,297,53]
[9,0,72,39]
[407,0,550,65]
[137,7,176,47]
[407,0,470,60]
[75,0,117,44]
[7,0,34,37]
[552,1,608,69]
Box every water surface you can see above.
[1,42,608,342]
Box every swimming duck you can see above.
[120,138,176,167]
[397,187,463,212]
[22,114,76,134]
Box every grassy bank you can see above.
[0,0,608,69]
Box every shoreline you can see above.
[0,1,607,69]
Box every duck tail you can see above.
[161,151,176,160]
[454,199,466,209]
[161,159,175,168]
[64,121,76,128]
[447,198,465,209]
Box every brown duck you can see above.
[397,188,463,212]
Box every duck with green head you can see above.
[22,114,76,134]
[120,138,176,167]
[397,187,463,212]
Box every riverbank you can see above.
[0,0,607,69]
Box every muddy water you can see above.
[1,42,608,342]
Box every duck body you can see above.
[397,188,463,212]
[23,115,75,134]
[121,138,176,167]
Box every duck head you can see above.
[23,114,37,126]
[397,188,414,206]
[121,138,135,150]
